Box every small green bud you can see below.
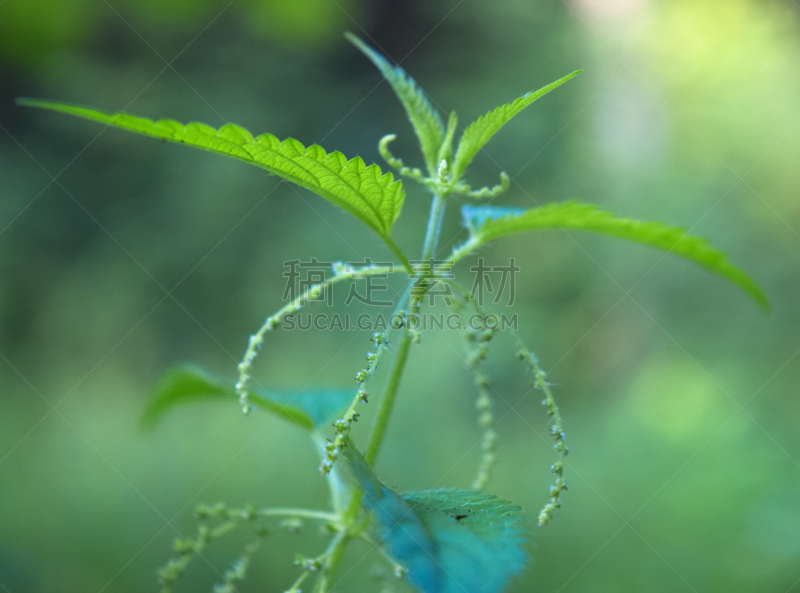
[172,538,192,553]
[538,507,553,527]
[294,554,320,571]
[197,525,212,544]
[481,431,497,449]
[195,504,210,519]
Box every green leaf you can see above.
[345,33,445,177]
[462,201,769,309]
[462,205,526,230]
[142,366,350,430]
[436,111,459,169]
[452,69,583,180]
[17,99,407,257]
[342,446,527,593]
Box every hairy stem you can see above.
[365,327,413,466]
[444,278,569,525]
[236,264,400,413]
[316,193,447,592]
[366,192,446,464]
[421,192,447,262]
[447,235,481,266]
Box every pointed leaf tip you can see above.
[346,32,445,177]
[462,202,768,310]
[142,366,351,430]
[453,68,583,180]
[19,98,407,253]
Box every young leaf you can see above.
[436,111,459,170]
[452,69,583,180]
[345,33,445,177]
[142,366,350,430]
[342,446,527,593]
[17,99,408,262]
[462,201,769,309]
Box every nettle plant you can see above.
[20,34,767,593]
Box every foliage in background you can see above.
[2,1,798,592]
[15,31,766,593]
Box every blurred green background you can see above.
[1,0,799,591]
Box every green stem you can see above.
[304,530,346,593]
[365,327,414,465]
[421,192,447,262]
[313,533,349,593]
[257,508,339,522]
[365,192,446,465]
[384,236,414,275]
[315,193,447,592]
[444,278,568,525]
[447,235,480,266]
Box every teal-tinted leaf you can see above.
[264,389,352,429]
[346,33,445,177]
[17,99,406,250]
[464,201,768,309]
[342,446,527,593]
[452,69,583,180]
[142,366,350,430]
[462,205,526,231]
[401,490,527,593]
